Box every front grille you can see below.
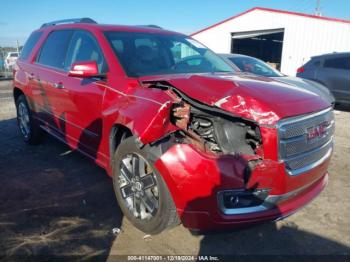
[278,108,334,176]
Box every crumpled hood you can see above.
[140,73,330,125]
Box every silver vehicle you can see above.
[297,52,350,105]
[220,53,335,105]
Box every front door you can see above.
[60,30,108,159]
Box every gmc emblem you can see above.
[307,122,329,141]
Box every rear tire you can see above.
[112,136,179,234]
[15,95,43,145]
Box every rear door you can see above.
[34,29,73,135]
[15,31,43,112]
[316,56,350,102]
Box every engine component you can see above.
[188,107,261,155]
[171,102,190,130]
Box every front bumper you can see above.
[183,173,328,231]
[154,143,330,231]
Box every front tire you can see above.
[15,95,43,145]
[112,136,179,234]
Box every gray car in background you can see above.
[297,52,350,105]
[220,53,335,106]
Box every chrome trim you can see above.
[276,107,333,130]
[277,107,334,176]
[286,140,333,176]
[218,201,270,215]
[218,180,317,215]
[279,120,334,158]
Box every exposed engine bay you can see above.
[145,81,262,156]
[171,101,262,155]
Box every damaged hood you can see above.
[140,73,330,125]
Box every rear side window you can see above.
[313,60,321,67]
[64,30,106,73]
[302,58,320,69]
[37,30,73,69]
[19,31,43,60]
[324,56,350,70]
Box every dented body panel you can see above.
[139,73,329,125]
[13,23,334,231]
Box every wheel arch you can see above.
[13,87,24,102]
[109,123,133,166]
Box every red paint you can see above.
[191,7,350,36]
[180,173,328,230]
[68,61,99,78]
[140,73,329,125]
[14,22,332,231]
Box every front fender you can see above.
[101,83,178,146]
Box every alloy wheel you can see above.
[17,102,31,139]
[118,153,159,220]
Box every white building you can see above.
[191,7,350,76]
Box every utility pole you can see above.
[315,0,322,16]
[16,40,20,53]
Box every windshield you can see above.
[228,56,283,77]
[104,31,234,77]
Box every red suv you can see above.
[13,18,334,234]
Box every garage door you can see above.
[231,28,284,69]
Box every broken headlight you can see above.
[171,102,261,155]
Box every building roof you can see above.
[191,7,350,36]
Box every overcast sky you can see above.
[1,0,349,47]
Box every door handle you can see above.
[52,82,64,89]
[28,73,34,80]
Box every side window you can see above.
[324,57,350,70]
[37,30,73,69]
[20,31,43,60]
[313,60,321,67]
[65,31,106,73]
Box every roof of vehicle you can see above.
[37,19,185,36]
[311,52,350,59]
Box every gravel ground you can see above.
[0,80,349,260]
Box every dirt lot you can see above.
[0,80,349,260]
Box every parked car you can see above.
[4,51,19,70]
[297,52,350,105]
[13,18,334,234]
[0,58,3,77]
[220,53,335,105]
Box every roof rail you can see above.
[40,18,97,28]
[137,25,163,29]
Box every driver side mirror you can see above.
[68,61,104,78]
